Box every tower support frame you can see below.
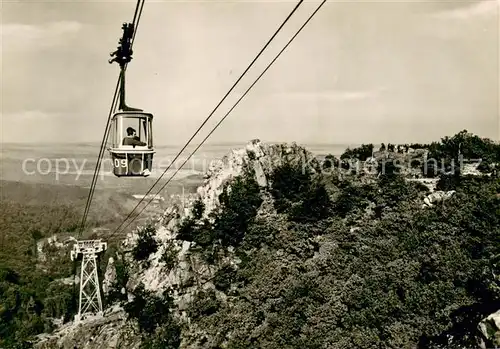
[71,240,107,322]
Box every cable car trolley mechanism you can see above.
[108,22,155,177]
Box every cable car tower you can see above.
[108,22,155,177]
[71,240,107,322]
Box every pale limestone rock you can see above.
[55,275,79,285]
[423,190,456,207]
[34,306,140,349]
[253,160,267,187]
[102,257,116,296]
[479,309,500,347]
[463,163,482,176]
[194,140,318,222]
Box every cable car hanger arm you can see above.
[109,22,142,112]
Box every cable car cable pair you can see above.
[109,0,327,239]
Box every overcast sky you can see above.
[1,0,499,145]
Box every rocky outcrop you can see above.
[197,139,319,220]
[37,235,76,262]
[34,305,141,349]
[121,206,185,294]
[423,190,456,208]
[479,310,500,348]
[462,163,482,176]
[102,257,116,296]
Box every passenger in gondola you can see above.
[123,127,146,147]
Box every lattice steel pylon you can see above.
[70,240,107,322]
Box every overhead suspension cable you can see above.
[131,0,145,45]
[110,0,327,239]
[110,0,305,237]
[78,74,121,237]
[78,0,145,236]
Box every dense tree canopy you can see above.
[180,169,500,349]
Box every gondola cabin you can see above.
[108,111,154,177]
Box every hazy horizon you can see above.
[2,129,493,147]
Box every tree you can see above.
[322,154,339,170]
[270,160,332,223]
[124,283,177,336]
[214,169,263,247]
[133,225,158,262]
[340,144,374,161]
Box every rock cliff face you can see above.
[196,139,319,220]
[34,140,318,349]
[479,310,500,348]
[120,140,318,293]
[102,257,116,297]
[35,305,141,349]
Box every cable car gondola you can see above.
[109,110,154,177]
[108,22,155,177]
